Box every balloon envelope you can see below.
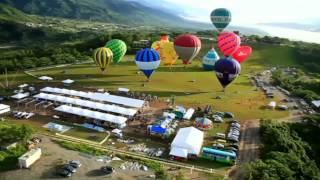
[233,46,252,63]
[202,48,219,71]
[93,47,113,72]
[210,8,232,32]
[214,58,241,88]
[105,39,127,63]
[151,41,161,52]
[218,32,241,56]
[160,42,178,66]
[174,34,201,64]
[135,48,161,79]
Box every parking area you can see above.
[0,135,154,180]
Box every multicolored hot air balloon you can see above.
[210,8,232,32]
[214,58,241,89]
[160,42,178,66]
[105,39,127,63]
[174,34,201,65]
[151,34,170,52]
[93,47,113,73]
[202,48,220,71]
[217,32,241,56]
[135,48,161,80]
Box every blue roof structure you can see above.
[150,125,166,134]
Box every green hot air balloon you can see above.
[93,47,113,73]
[105,39,127,63]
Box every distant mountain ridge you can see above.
[259,22,320,32]
[0,0,211,29]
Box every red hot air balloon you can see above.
[232,46,252,63]
[174,34,201,65]
[217,32,241,56]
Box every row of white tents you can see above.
[40,87,145,108]
[55,105,127,127]
[34,93,137,116]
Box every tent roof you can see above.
[171,127,204,155]
[34,93,137,116]
[151,125,166,134]
[40,87,145,108]
[0,104,10,110]
[118,87,130,92]
[11,92,30,99]
[38,76,53,81]
[55,105,127,125]
[311,100,320,108]
[196,117,212,126]
[169,147,188,158]
[62,79,74,84]
[183,108,195,120]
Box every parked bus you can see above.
[201,147,236,165]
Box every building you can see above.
[169,127,204,160]
[18,148,42,168]
[311,100,320,110]
[0,104,10,115]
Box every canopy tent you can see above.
[183,108,195,120]
[170,127,204,158]
[11,92,30,100]
[170,147,188,158]
[38,76,53,81]
[195,117,213,129]
[18,84,28,88]
[150,125,167,134]
[40,87,145,108]
[54,105,127,126]
[62,79,74,84]
[34,93,137,116]
[118,87,130,93]
[0,104,10,115]
[311,100,320,108]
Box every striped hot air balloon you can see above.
[93,47,113,73]
[174,34,201,65]
[202,48,220,71]
[105,39,127,63]
[210,8,232,32]
[135,48,161,80]
[217,32,241,56]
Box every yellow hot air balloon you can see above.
[160,42,178,66]
[93,47,113,73]
[151,41,161,52]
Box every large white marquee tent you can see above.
[40,87,145,108]
[55,105,127,127]
[34,93,137,116]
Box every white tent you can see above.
[11,92,30,100]
[18,84,28,88]
[54,105,127,126]
[34,93,137,116]
[0,104,10,115]
[183,108,195,120]
[62,79,74,84]
[268,101,277,109]
[170,127,204,158]
[38,76,53,81]
[118,87,130,93]
[311,100,320,108]
[40,87,145,108]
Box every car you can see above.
[69,160,81,168]
[224,112,235,118]
[58,168,72,177]
[230,143,239,149]
[214,111,225,117]
[63,164,77,173]
[101,166,114,175]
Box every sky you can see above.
[164,0,320,26]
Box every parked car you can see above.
[224,112,235,118]
[63,164,77,173]
[69,160,81,168]
[57,168,72,177]
[101,166,114,175]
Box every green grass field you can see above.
[1,43,298,120]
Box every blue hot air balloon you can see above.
[210,8,232,32]
[214,58,241,89]
[135,48,161,80]
[202,48,220,71]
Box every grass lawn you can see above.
[63,126,108,142]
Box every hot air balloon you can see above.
[151,41,161,52]
[151,34,170,52]
[105,39,127,63]
[214,58,241,90]
[135,48,161,81]
[210,8,232,32]
[160,42,178,66]
[174,34,201,65]
[218,32,241,56]
[232,46,252,63]
[202,48,220,71]
[93,47,113,73]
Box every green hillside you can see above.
[0,0,206,28]
[0,3,40,22]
